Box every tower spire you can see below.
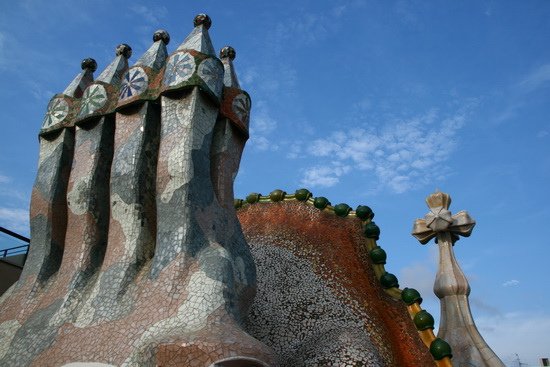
[117,30,170,108]
[95,43,131,85]
[219,46,250,137]
[220,45,240,89]
[134,29,169,70]
[41,58,96,133]
[62,58,96,98]
[76,44,131,122]
[176,13,216,56]
[162,14,223,102]
[412,191,505,367]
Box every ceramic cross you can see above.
[412,191,505,367]
[412,190,475,245]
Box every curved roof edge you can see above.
[236,188,453,366]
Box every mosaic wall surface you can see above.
[238,201,435,366]
[0,14,441,367]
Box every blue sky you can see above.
[1,1,549,365]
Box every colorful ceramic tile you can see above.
[78,84,107,117]
[42,97,69,129]
[232,93,251,125]
[163,52,196,87]
[119,67,149,100]
[197,58,223,99]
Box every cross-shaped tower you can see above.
[412,191,505,367]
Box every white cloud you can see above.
[240,67,259,88]
[400,262,435,297]
[0,32,6,68]
[250,105,276,136]
[286,141,303,159]
[0,186,29,203]
[300,163,350,188]
[519,64,550,92]
[502,279,520,287]
[249,136,278,152]
[394,0,420,26]
[0,207,29,233]
[353,97,372,111]
[469,297,501,315]
[399,257,546,365]
[248,101,279,151]
[0,175,30,231]
[476,312,550,365]
[298,105,473,192]
[129,4,167,25]
[332,5,348,17]
[537,130,548,138]
[26,79,53,102]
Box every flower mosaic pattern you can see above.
[42,97,69,129]
[163,52,196,86]
[232,93,251,124]
[119,67,149,100]
[79,84,107,117]
[197,58,223,97]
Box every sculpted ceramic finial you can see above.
[153,29,170,45]
[412,191,505,367]
[80,58,98,73]
[193,13,212,29]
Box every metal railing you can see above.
[0,226,30,259]
[1,244,29,258]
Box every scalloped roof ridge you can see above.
[236,188,453,366]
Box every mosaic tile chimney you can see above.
[0,13,462,367]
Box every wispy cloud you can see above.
[129,4,167,26]
[299,104,475,193]
[0,207,29,233]
[243,2,363,96]
[0,181,29,234]
[400,262,436,297]
[268,3,348,51]
[399,246,438,295]
[0,31,7,69]
[470,297,501,315]
[0,176,29,233]
[248,101,279,152]
[476,312,550,365]
[394,0,420,26]
[492,63,550,124]
[0,186,29,203]
[502,279,520,287]
[519,64,550,92]
[300,163,350,188]
[0,30,16,71]
[286,141,303,159]
[399,257,545,365]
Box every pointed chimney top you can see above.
[134,31,169,71]
[95,45,131,85]
[153,29,170,45]
[81,58,97,72]
[62,58,96,98]
[194,13,212,29]
[176,14,216,56]
[219,46,240,89]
